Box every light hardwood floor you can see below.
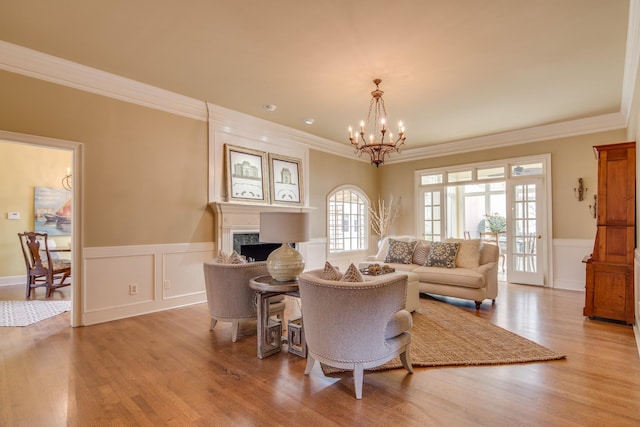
[1,282,639,427]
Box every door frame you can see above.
[0,130,83,327]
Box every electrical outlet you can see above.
[129,283,138,295]
[164,280,171,289]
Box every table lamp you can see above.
[259,212,310,281]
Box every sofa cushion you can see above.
[384,239,418,264]
[323,261,342,280]
[425,242,459,268]
[340,263,365,282]
[445,238,481,269]
[412,240,430,265]
[413,266,486,289]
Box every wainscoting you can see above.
[82,242,214,325]
[552,239,592,291]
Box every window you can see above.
[328,186,368,253]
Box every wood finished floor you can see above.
[1,282,639,427]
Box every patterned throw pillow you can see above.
[228,250,246,264]
[217,250,229,263]
[412,240,430,265]
[322,261,342,280]
[340,263,365,282]
[384,239,418,264]
[425,242,460,268]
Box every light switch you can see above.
[7,212,20,220]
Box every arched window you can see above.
[327,186,369,253]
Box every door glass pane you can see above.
[448,170,472,183]
[478,167,505,180]
[421,174,444,185]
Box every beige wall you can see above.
[307,150,378,238]
[0,68,632,278]
[0,70,213,250]
[0,142,72,276]
[377,129,628,239]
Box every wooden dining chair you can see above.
[18,231,71,298]
[480,232,506,272]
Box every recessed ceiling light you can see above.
[263,104,277,112]
[304,118,314,125]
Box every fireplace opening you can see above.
[232,232,297,262]
[240,243,280,262]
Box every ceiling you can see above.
[0,1,634,154]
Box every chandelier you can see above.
[348,79,406,167]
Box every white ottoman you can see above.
[371,270,419,312]
[401,271,420,312]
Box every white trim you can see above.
[622,0,640,123]
[0,40,207,121]
[387,113,626,164]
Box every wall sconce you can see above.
[574,178,588,201]
[588,194,597,218]
[62,167,72,191]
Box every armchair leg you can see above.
[400,347,414,374]
[474,301,482,310]
[304,354,316,375]
[209,318,217,331]
[353,365,364,399]
[231,320,240,342]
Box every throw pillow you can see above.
[228,250,246,264]
[384,238,418,264]
[425,242,460,268]
[412,240,430,265]
[322,261,342,280]
[340,263,365,282]
[446,238,481,269]
[217,250,229,263]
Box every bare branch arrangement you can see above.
[369,194,401,238]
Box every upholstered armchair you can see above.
[297,269,413,399]
[203,260,285,342]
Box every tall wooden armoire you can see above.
[584,141,635,324]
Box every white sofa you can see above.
[359,236,499,309]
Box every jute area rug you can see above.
[322,297,566,375]
[0,300,71,327]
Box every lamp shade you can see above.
[259,212,310,243]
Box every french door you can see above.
[506,178,544,285]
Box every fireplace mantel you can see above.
[210,202,312,254]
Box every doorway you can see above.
[0,130,82,326]
[416,154,552,286]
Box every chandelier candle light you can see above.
[349,79,406,167]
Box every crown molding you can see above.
[384,112,627,164]
[0,41,207,121]
[0,35,636,166]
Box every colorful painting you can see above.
[34,187,72,235]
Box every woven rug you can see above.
[0,300,71,327]
[321,297,565,375]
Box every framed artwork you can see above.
[225,144,268,203]
[269,154,303,205]
[34,186,72,235]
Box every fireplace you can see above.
[211,202,309,264]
